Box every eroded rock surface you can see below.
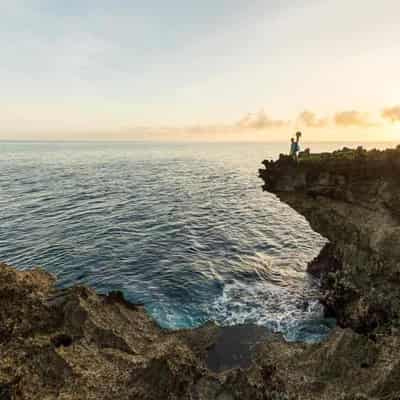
[1,260,400,399]
[0,262,287,400]
[259,146,400,335]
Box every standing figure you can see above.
[296,131,302,148]
[289,131,302,160]
[290,138,297,159]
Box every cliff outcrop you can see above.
[259,146,400,334]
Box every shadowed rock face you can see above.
[1,260,400,400]
[259,147,400,334]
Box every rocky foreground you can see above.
[1,146,400,399]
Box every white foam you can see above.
[208,278,328,341]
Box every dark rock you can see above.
[0,383,12,400]
[51,334,73,348]
[205,325,272,373]
[307,243,341,279]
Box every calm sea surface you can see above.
[0,141,395,342]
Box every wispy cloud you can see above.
[298,111,329,128]
[382,106,400,123]
[334,111,378,127]
[237,110,289,130]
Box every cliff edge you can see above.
[259,146,400,334]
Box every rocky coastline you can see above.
[1,146,400,399]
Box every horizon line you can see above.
[0,139,399,144]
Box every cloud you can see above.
[298,111,329,128]
[382,106,400,123]
[334,111,377,127]
[237,110,289,130]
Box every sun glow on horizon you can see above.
[0,0,399,141]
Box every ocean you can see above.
[0,141,394,342]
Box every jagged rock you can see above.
[0,262,288,400]
[1,261,400,399]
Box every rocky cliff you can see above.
[259,146,400,335]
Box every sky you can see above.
[1,0,399,141]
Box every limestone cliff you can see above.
[259,146,400,334]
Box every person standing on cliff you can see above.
[290,131,302,160]
[290,138,297,159]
